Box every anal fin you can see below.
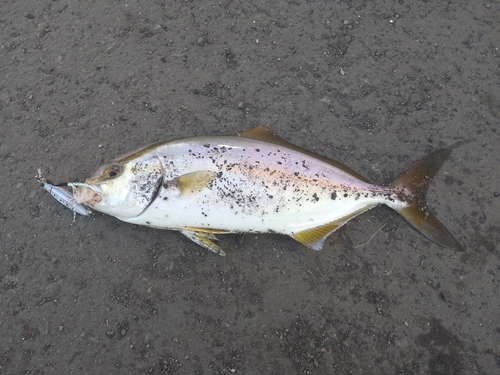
[292,207,372,250]
[180,229,226,256]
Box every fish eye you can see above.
[106,165,121,179]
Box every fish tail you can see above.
[389,149,463,250]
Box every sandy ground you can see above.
[1,1,499,374]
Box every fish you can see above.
[73,126,463,255]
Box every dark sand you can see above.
[1,1,499,374]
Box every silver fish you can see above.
[74,126,462,255]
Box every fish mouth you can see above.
[69,182,103,205]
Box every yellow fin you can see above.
[184,226,230,234]
[180,229,226,256]
[292,207,372,250]
[239,125,288,144]
[397,205,463,251]
[239,126,371,183]
[177,171,217,195]
[389,148,463,251]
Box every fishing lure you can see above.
[36,169,93,219]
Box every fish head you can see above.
[75,152,163,218]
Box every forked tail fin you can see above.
[389,149,463,251]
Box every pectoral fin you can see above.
[292,207,372,250]
[180,229,226,256]
[166,171,218,195]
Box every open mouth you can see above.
[69,182,103,205]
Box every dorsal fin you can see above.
[239,126,291,145]
[239,126,371,183]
